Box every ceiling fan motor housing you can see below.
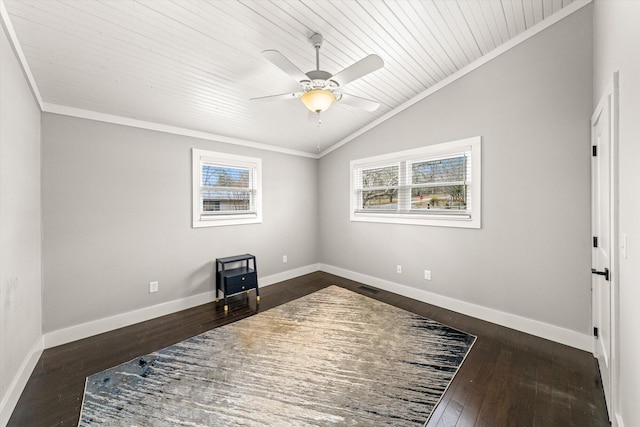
[302,70,339,93]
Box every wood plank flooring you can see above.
[8,272,610,426]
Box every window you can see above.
[192,149,262,228]
[350,136,481,228]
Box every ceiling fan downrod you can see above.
[310,33,323,71]
[304,33,336,89]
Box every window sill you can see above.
[350,212,480,229]
[193,215,262,228]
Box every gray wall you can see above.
[0,28,42,416]
[593,1,640,425]
[41,114,318,333]
[319,6,592,334]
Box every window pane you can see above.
[200,163,253,214]
[202,165,250,188]
[361,189,398,210]
[361,165,398,188]
[202,190,251,212]
[411,186,467,210]
[412,156,466,184]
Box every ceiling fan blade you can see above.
[337,92,380,112]
[331,54,384,87]
[250,92,302,103]
[262,50,309,83]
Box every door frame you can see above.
[591,71,619,424]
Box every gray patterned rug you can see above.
[79,286,475,426]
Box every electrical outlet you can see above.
[149,281,158,293]
[283,255,288,263]
[424,270,431,280]
[396,265,402,274]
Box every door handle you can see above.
[591,268,609,281]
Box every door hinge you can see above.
[593,236,598,248]
[591,267,610,281]
[593,327,599,338]
[592,145,597,156]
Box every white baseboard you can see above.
[0,336,44,427]
[319,264,592,352]
[259,263,320,286]
[615,413,624,427]
[43,264,321,349]
[43,291,217,349]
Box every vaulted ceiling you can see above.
[2,0,584,156]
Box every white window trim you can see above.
[350,136,481,228]
[192,149,262,228]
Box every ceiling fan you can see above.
[251,33,384,114]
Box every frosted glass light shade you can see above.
[301,89,336,113]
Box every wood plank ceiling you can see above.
[3,0,580,155]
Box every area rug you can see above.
[79,286,475,426]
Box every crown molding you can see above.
[42,103,319,159]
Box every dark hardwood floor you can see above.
[8,272,609,426]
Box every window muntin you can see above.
[192,149,262,227]
[350,137,481,228]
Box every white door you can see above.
[591,74,618,421]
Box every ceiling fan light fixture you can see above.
[301,89,335,114]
